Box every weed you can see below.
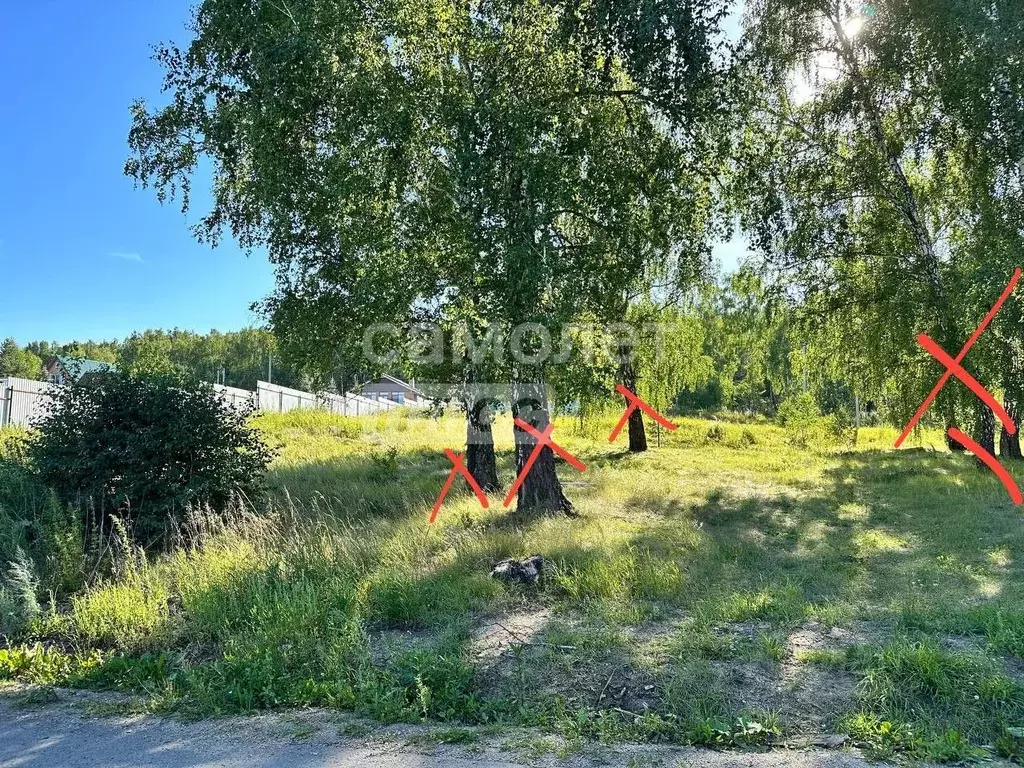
[844,638,1024,758]
[6,685,59,708]
[690,714,781,747]
[288,723,319,740]
[996,726,1024,761]
[371,446,400,479]
[843,712,917,757]
[432,727,480,744]
[338,720,372,738]
[503,735,560,760]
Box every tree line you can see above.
[0,330,309,391]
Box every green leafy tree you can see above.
[118,328,303,389]
[126,0,728,513]
[0,339,43,380]
[736,0,1024,446]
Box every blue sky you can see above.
[0,1,275,345]
[0,2,745,346]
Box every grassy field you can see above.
[4,409,1024,762]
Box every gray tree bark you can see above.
[511,382,573,515]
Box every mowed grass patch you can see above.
[4,409,1024,755]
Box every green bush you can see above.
[776,393,821,447]
[674,379,724,414]
[29,373,276,543]
[705,423,726,442]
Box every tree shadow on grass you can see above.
[100,440,1023,726]
[623,446,1024,625]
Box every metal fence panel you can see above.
[256,382,401,416]
[0,377,55,428]
[212,383,256,409]
[256,381,320,413]
[1,376,411,429]
[317,391,394,416]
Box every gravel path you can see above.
[0,689,895,768]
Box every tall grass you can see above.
[2,410,1022,755]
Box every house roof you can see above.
[358,373,428,398]
[52,355,117,380]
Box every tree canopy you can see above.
[126,0,733,510]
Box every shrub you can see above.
[674,379,724,414]
[705,423,726,443]
[0,549,40,637]
[776,393,821,447]
[29,373,275,543]
[0,427,29,464]
[0,426,85,608]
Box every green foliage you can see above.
[997,726,1024,762]
[843,712,917,758]
[254,410,362,440]
[0,338,43,380]
[28,373,275,542]
[70,564,172,650]
[0,426,86,616]
[124,0,728,465]
[0,643,104,685]
[119,327,306,390]
[1,550,41,636]
[738,0,1024,430]
[843,638,1024,760]
[705,423,726,443]
[370,447,400,480]
[775,392,820,446]
[690,715,781,747]
[0,426,29,463]
[33,340,119,364]
[0,411,1017,762]
[675,378,725,414]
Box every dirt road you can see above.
[0,689,892,768]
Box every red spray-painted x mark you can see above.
[916,334,1015,434]
[896,268,1021,449]
[609,384,677,443]
[946,428,1023,504]
[429,448,489,524]
[897,268,1022,504]
[503,418,586,508]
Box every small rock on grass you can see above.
[490,555,544,586]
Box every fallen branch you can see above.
[596,668,618,706]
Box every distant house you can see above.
[44,356,117,385]
[356,374,428,405]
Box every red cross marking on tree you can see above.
[429,448,489,524]
[946,427,1023,505]
[503,418,586,508]
[608,384,677,444]
[895,268,1021,448]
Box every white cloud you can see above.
[110,251,145,263]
